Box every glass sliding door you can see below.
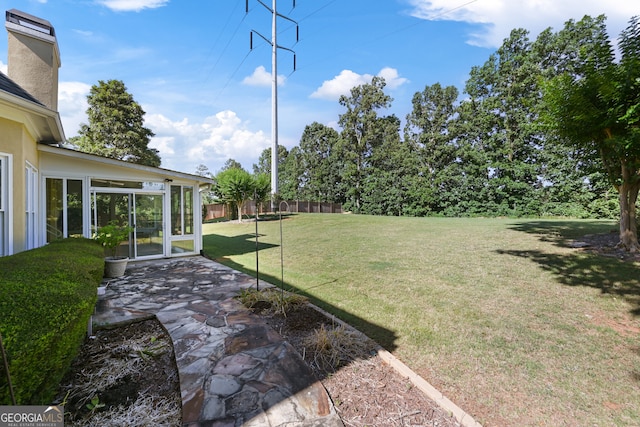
[92,189,165,259]
[134,194,163,257]
[92,192,132,258]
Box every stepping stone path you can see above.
[93,256,344,427]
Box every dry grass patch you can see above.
[56,319,181,426]
[302,323,370,373]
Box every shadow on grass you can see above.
[500,220,640,316]
[507,220,617,246]
[203,233,279,257]
[202,233,398,351]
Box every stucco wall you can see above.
[0,117,39,253]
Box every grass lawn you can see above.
[202,214,640,426]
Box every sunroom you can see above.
[38,144,213,260]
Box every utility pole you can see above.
[249,0,297,211]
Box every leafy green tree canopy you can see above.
[72,79,160,167]
[542,15,640,251]
[213,167,255,222]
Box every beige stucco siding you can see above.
[0,117,40,253]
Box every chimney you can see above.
[5,9,60,111]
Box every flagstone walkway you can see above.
[92,256,343,427]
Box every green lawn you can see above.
[203,214,640,426]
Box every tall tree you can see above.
[338,77,392,212]
[73,80,160,167]
[361,115,424,215]
[221,158,244,172]
[405,83,459,213]
[462,28,543,216]
[298,122,343,202]
[279,146,305,201]
[252,145,289,176]
[542,15,640,250]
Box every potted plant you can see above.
[94,221,134,278]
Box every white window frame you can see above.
[25,162,38,250]
[43,176,89,243]
[0,153,13,256]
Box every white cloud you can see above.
[0,60,7,75]
[58,81,91,137]
[378,67,409,89]
[145,110,269,173]
[310,67,408,100]
[242,65,286,87]
[96,0,169,12]
[408,0,636,48]
[72,29,94,37]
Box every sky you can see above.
[0,0,636,176]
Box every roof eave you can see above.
[0,88,65,142]
[37,144,215,184]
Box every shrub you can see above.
[0,238,104,404]
[237,288,308,315]
[94,221,134,258]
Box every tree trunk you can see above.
[237,202,243,224]
[617,163,640,252]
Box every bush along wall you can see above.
[0,238,104,404]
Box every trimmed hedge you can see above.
[0,238,104,404]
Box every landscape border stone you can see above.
[308,304,483,427]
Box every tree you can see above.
[298,122,343,202]
[253,145,289,176]
[221,158,244,172]
[213,167,254,223]
[461,28,544,216]
[195,164,216,205]
[361,115,424,215]
[542,15,640,250]
[72,80,160,167]
[338,76,392,212]
[405,83,459,213]
[279,146,305,201]
[253,173,271,217]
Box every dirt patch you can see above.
[571,231,640,262]
[55,319,181,426]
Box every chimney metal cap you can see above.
[6,9,55,37]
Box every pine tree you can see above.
[72,79,160,167]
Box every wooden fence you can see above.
[204,201,343,220]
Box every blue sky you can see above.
[0,0,635,176]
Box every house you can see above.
[0,9,213,259]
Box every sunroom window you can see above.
[170,185,194,254]
[46,178,84,242]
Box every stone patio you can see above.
[93,256,344,427]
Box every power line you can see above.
[295,0,481,73]
[202,5,248,85]
[247,0,298,206]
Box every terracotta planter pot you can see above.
[104,257,129,278]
